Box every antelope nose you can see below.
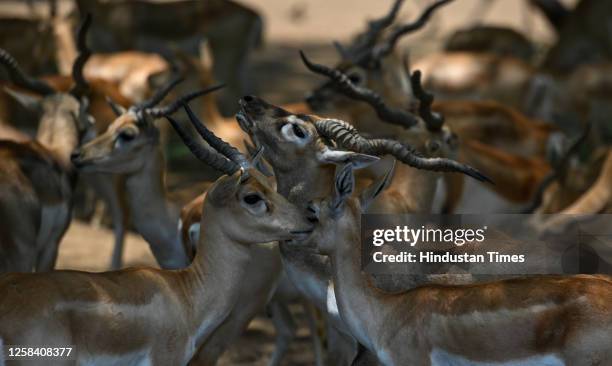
[240,95,257,107]
[306,202,320,223]
[70,149,82,164]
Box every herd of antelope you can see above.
[0,0,611,365]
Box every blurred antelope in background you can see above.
[73,0,263,114]
[305,0,560,212]
[0,15,94,273]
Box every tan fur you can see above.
[413,52,534,108]
[0,170,312,365]
[310,192,612,365]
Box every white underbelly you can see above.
[431,349,564,366]
[81,350,152,366]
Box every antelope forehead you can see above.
[286,115,304,124]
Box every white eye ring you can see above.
[281,122,309,146]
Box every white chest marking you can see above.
[326,280,339,318]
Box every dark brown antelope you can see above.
[0,16,94,273]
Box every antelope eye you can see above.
[348,73,362,84]
[114,129,137,148]
[292,124,306,138]
[428,140,440,152]
[243,193,262,205]
[280,122,310,143]
[242,193,267,215]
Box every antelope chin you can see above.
[235,110,253,133]
[288,229,314,242]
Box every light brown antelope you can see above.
[73,0,263,114]
[71,80,220,269]
[172,105,324,366]
[532,148,612,235]
[235,92,489,363]
[0,126,314,365]
[72,94,308,366]
[83,51,170,103]
[305,163,612,366]
[0,16,94,273]
[413,52,534,108]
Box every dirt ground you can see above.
[4,0,578,365]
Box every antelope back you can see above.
[445,25,535,62]
[412,52,534,108]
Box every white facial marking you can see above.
[281,116,309,146]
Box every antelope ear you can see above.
[359,160,395,212]
[245,140,273,177]
[199,38,214,72]
[106,96,127,116]
[208,170,242,206]
[330,164,355,212]
[318,147,379,169]
[147,69,173,93]
[4,87,43,113]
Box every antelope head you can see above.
[1,14,95,166]
[206,168,315,244]
[306,163,389,255]
[236,95,376,174]
[163,101,315,244]
[71,73,223,173]
[301,51,459,162]
[236,94,489,192]
[305,0,452,133]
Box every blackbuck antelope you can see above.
[235,91,489,362]
[0,121,314,365]
[303,0,556,210]
[0,16,94,273]
[306,0,453,137]
[72,94,305,366]
[0,12,57,76]
[539,0,612,74]
[304,163,612,366]
[71,79,219,269]
[74,0,263,113]
[532,148,612,235]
